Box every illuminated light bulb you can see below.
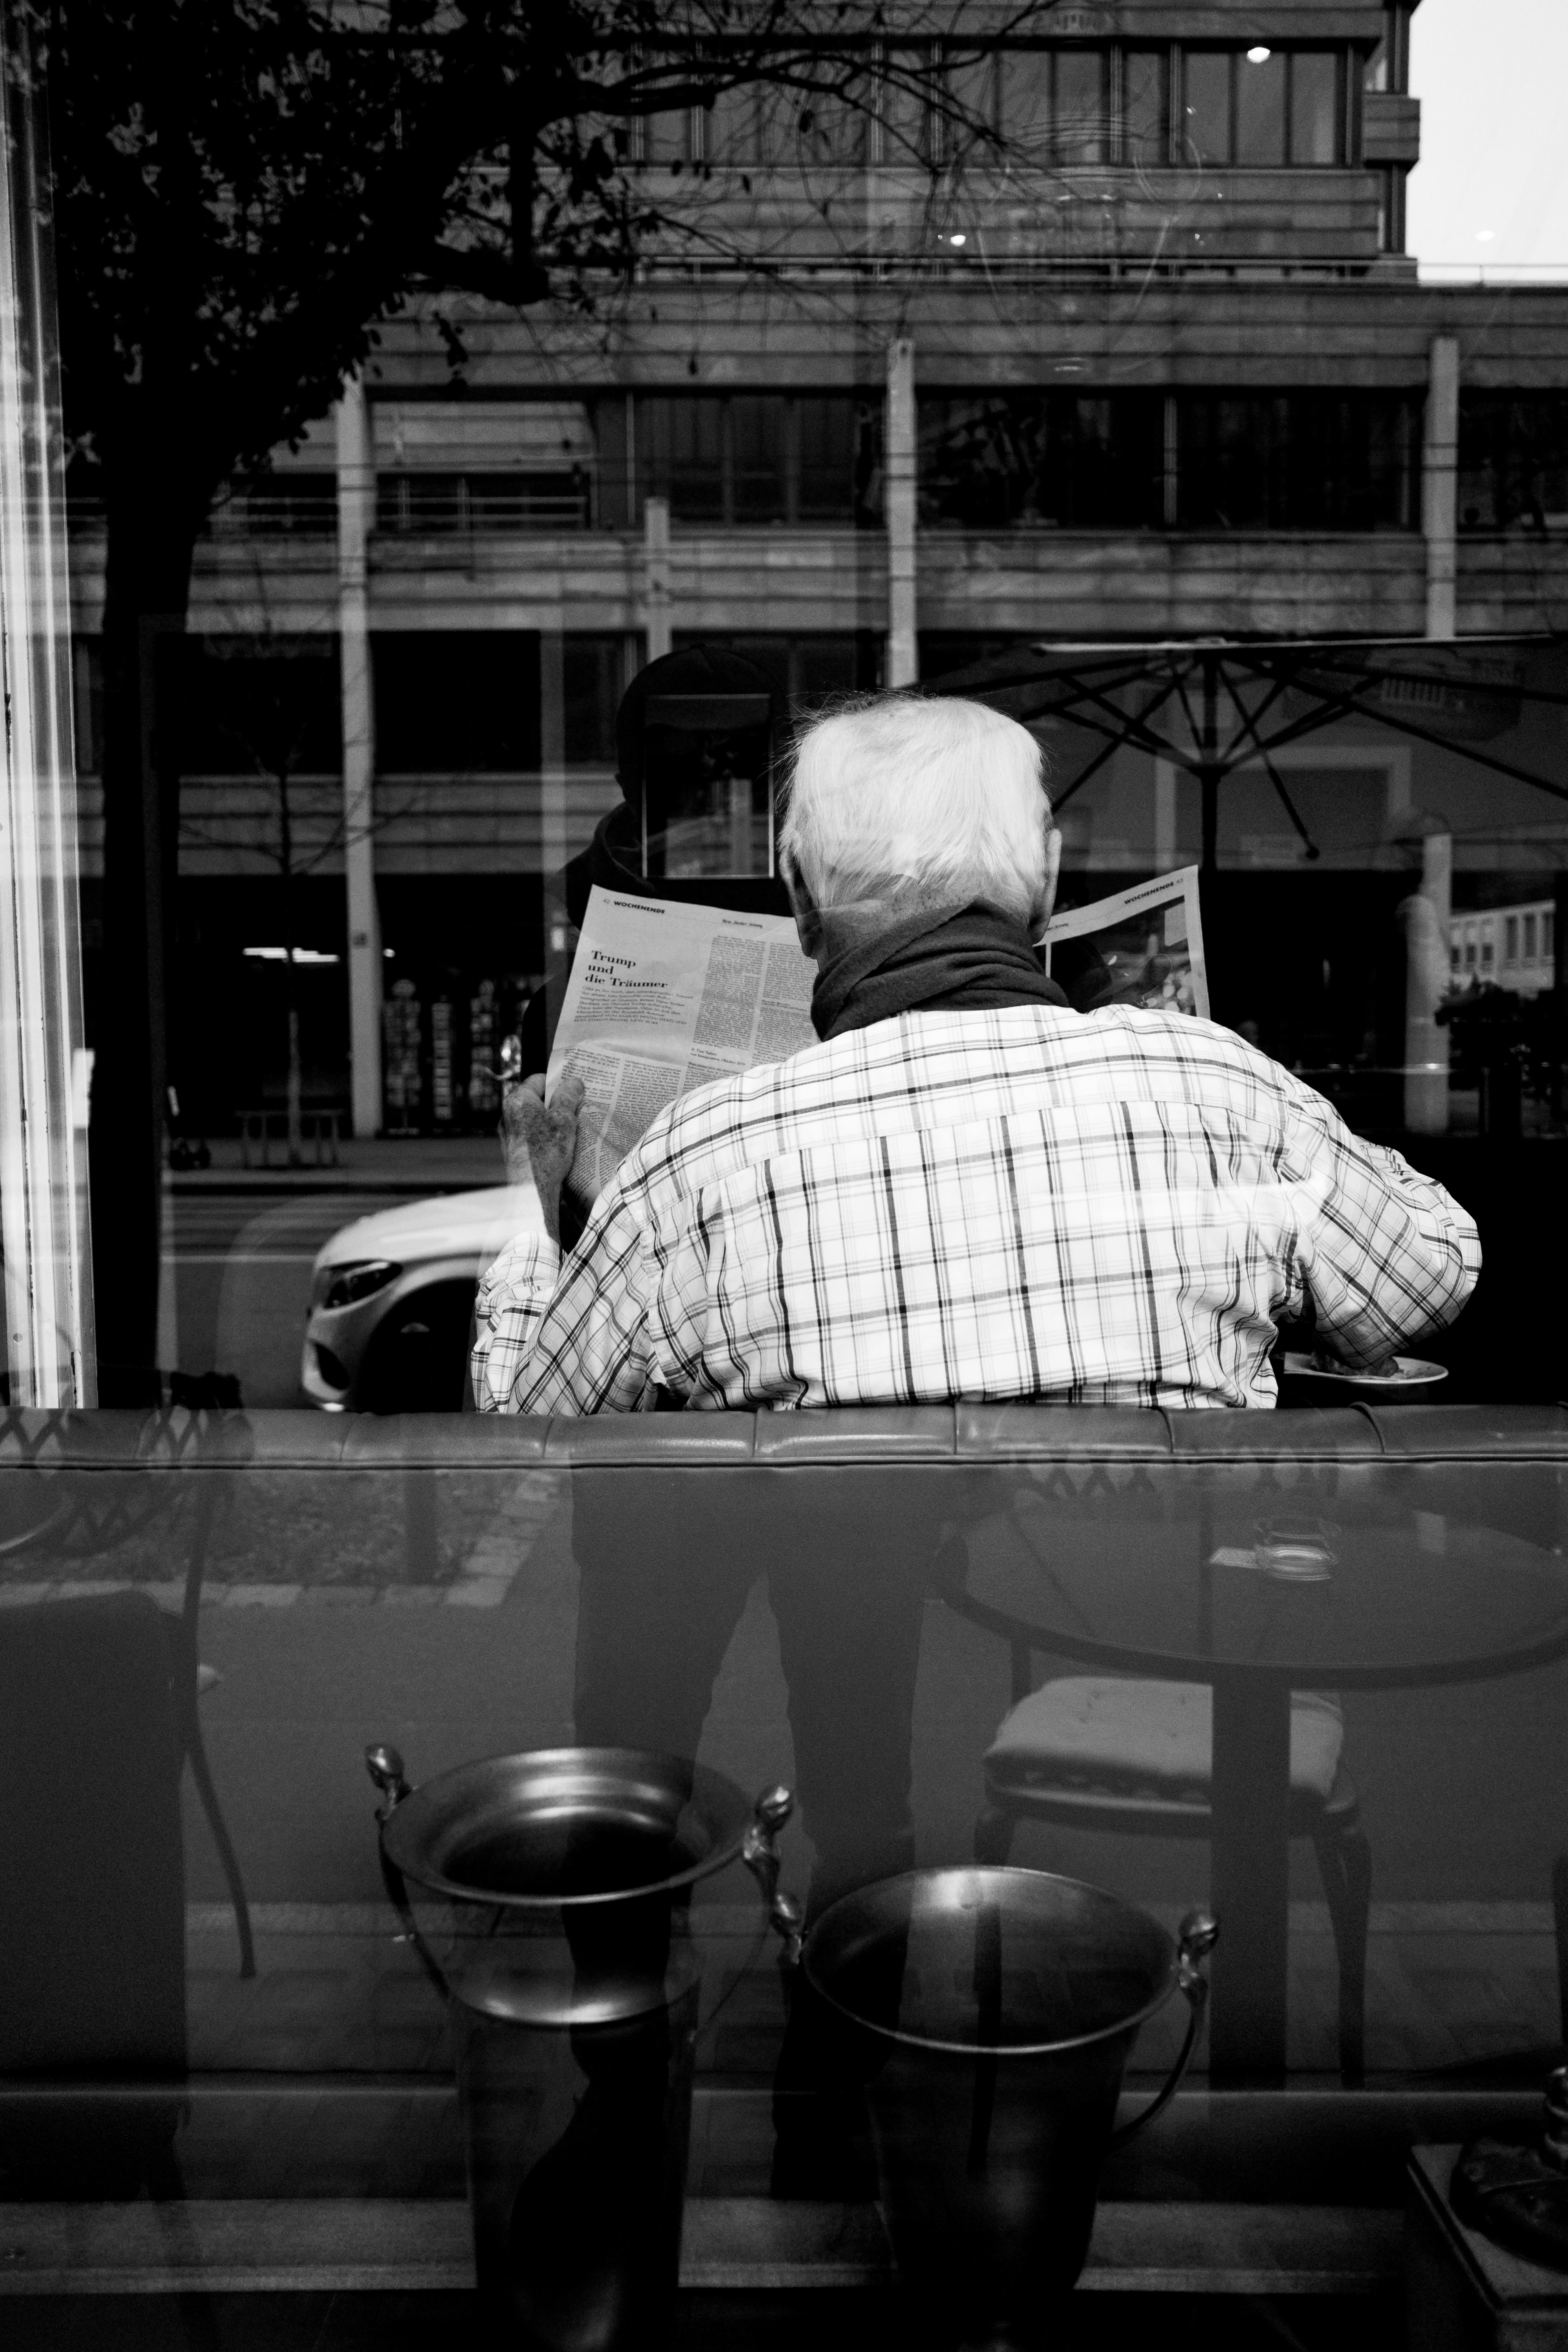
[1476,229,1496,241]
[1246,45,1271,63]
[949,231,967,246]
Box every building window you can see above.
[1181,51,1233,165]
[918,394,1165,530]
[174,637,342,778]
[238,474,338,536]
[997,48,1108,165]
[1122,49,1169,165]
[563,636,635,765]
[377,471,592,534]
[1458,396,1568,531]
[1176,394,1419,530]
[708,84,871,167]
[674,632,881,717]
[1290,52,1341,166]
[373,634,541,774]
[1180,49,1345,167]
[1235,47,1287,166]
[632,394,882,527]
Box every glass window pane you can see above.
[563,637,623,764]
[1123,49,1169,166]
[643,107,692,165]
[373,633,541,774]
[1054,51,1105,164]
[1290,51,1339,165]
[917,392,1163,530]
[1182,51,1231,165]
[791,637,863,712]
[1000,48,1053,155]
[796,397,855,521]
[178,638,341,778]
[944,49,996,158]
[1236,47,1287,165]
[639,397,724,521]
[730,397,787,523]
[882,47,931,162]
[794,92,869,169]
[704,84,758,165]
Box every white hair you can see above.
[780,693,1051,926]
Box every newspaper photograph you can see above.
[1040,866,1210,1020]
[547,886,817,1203]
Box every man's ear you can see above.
[781,850,825,958]
[1033,825,1063,935]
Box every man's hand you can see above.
[501,1072,584,1247]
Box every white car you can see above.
[301,1182,544,1412]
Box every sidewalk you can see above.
[171,1134,506,1196]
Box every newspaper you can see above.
[547,886,817,1204]
[1040,865,1210,1020]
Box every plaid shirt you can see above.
[472,1005,1480,1416]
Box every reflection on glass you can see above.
[1000,46,1053,150]
[1122,49,1169,166]
[881,46,930,162]
[640,694,773,881]
[1054,50,1105,164]
[1236,47,1287,165]
[1291,51,1341,166]
[1183,50,1232,165]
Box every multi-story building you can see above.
[62,2,1568,1136]
[1452,900,1557,998]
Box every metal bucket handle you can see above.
[1109,1907,1219,2149]
[365,1744,803,2006]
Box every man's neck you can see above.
[809,898,952,964]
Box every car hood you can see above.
[313,1183,547,1278]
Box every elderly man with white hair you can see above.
[474,691,1478,1416]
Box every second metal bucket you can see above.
[804,1866,1217,2346]
[366,1742,798,2352]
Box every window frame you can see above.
[1178,46,1348,170]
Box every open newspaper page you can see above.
[546,886,817,1207]
[1040,866,1210,1020]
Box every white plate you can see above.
[1281,1353,1448,1391]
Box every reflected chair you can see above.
[938,1541,1372,2088]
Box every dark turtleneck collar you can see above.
[810,901,1071,1042]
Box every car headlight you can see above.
[320,1259,401,1311]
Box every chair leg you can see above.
[1315,1824,1371,2089]
[1552,1854,1568,2044]
[975,1804,1016,1867]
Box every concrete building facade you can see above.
[61,1,1568,1134]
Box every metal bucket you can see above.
[365,1743,799,2351]
[803,1867,1217,2347]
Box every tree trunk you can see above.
[91,482,204,1403]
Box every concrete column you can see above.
[644,495,672,662]
[1423,334,1459,642]
[335,375,382,1138]
[886,338,918,687]
[537,628,573,1053]
[1398,823,1452,1136]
